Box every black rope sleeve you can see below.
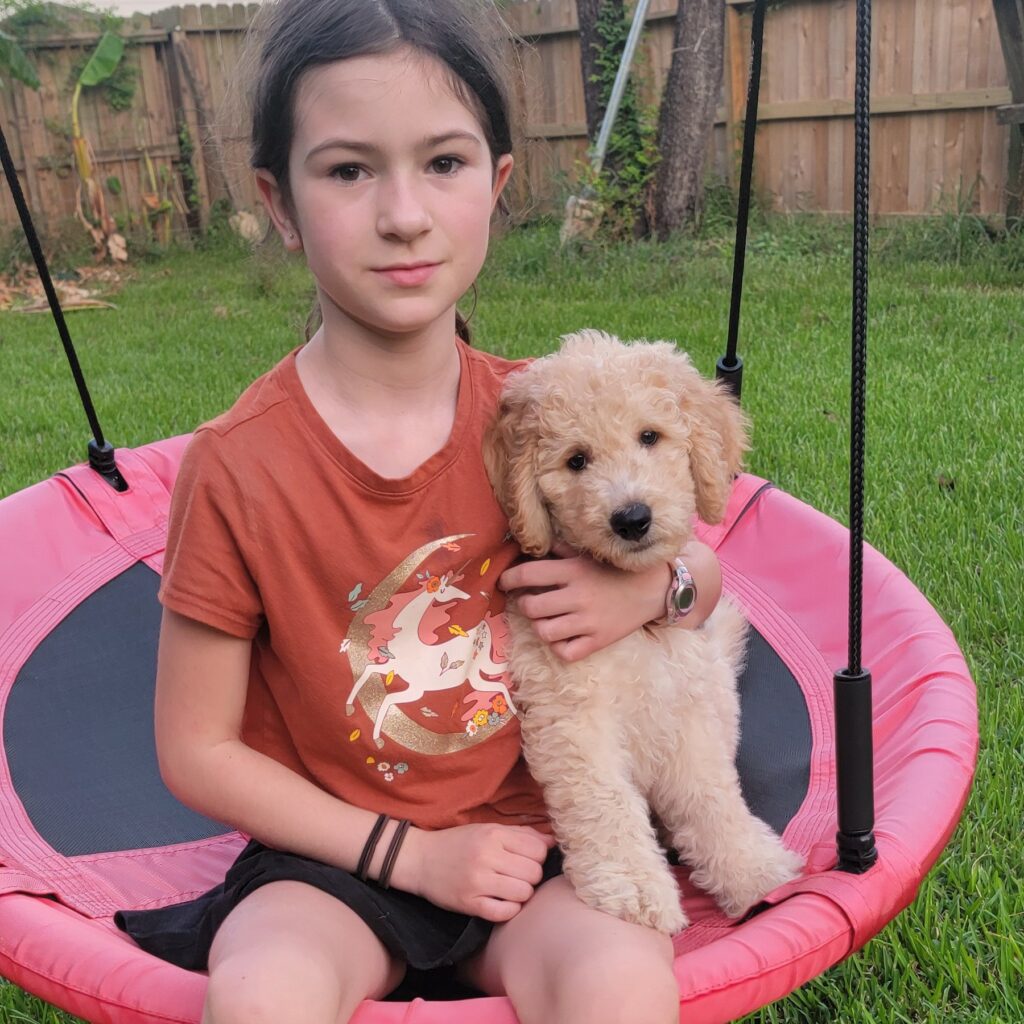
[0,120,126,490]
[717,0,767,401]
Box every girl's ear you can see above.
[255,169,303,252]
[490,154,514,214]
[482,375,554,556]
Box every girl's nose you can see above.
[376,174,433,239]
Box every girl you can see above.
[114,1,723,1022]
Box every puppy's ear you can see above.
[685,372,750,524]
[482,375,554,556]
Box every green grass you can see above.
[0,216,1021,1022]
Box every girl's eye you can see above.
[639,430,659,446]
[567,453,588,472]
[431,155,464,176]
[330,164,363,183]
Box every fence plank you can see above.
[724,4,745,182]
[950,0,972,93]
[980,95,1010,213]
[757,88,1013,119]
[19,74,55,230]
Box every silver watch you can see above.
[665,557,697,623]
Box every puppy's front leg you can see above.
[522,713,687,934]
[650,708,803,917]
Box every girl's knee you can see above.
[203,949,343,1024]
[551,951,679,1024]
[203,880,404,1023]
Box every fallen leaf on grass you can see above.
[16,296,117,313]
[1,263,127,312]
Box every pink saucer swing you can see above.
[0,450,976,1023]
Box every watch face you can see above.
[674,583,696,613]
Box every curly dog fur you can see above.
[483,329,803,934]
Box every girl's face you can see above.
[257,48,513,342]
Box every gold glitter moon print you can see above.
[342,535,518,756]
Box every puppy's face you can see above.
[483,330,749,572]
[529,367,697,572]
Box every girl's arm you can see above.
[498,539,721,663]
[155,608,551,921]
[155,609,404,878]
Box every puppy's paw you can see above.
[577,864,688,935]
[634,888,689,935]
[704,835,804,919]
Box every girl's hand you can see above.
[396,824,556,922]
[499,539,722,663]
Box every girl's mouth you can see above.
[374,264,440,287]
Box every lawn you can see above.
[0,215,1021,1023]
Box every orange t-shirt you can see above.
[159,338,549,832]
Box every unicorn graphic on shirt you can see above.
[345,568,518,749]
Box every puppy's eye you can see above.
[639,430,659,446]
[567,452,588,471]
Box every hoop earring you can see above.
[462,282,478,324]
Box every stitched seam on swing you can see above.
[681,910,853,999]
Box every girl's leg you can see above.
[203,879,405,1024]
[457,875,679,1024]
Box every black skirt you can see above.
[114,838,564,987]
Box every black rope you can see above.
[834,0,877,874]
[0,120,126,491]
[847,0,871,676]
[716,0,767,401]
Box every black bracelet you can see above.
[378,818,411,890]
[356,813,389,881]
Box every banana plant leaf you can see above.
[0,30,40,89]
[77,31,124,88]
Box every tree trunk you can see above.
[576,0,626,141]
[652,0,725,239]
[577,0,603,140]
[574,0,651,239]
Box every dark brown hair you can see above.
[238,0,517,343]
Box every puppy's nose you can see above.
[610,503,652,541]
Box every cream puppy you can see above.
[483,329,803,933]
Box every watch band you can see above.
[665,556,697,624]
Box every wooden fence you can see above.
[504,0,1017,220]
[0,0,1017,249]
[0,4,261,247]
